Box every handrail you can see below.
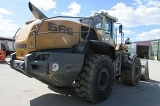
[12,28,21,50]
[82,13,98,54]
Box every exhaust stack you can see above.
[28,2,48,19]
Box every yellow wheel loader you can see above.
[9,2,141,103]
[0,49,6,62]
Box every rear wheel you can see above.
[121,57,141,86]
[74,55,114,103]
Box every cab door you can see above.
[103,18,115,46]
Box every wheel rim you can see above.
[98,68,109,91]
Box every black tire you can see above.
[74,55,114,103]
[121,57,141,86]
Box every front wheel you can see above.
[121,57,141,86]
[74,55,114,103]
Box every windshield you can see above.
[80,16,102,29]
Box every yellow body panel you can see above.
[15,19,80,60]
[36,19,80,49]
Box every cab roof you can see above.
[90,11,118,22]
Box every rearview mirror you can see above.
[119,24,123,33]
[125,37,132,44]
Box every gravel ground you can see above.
[0,59,160,106]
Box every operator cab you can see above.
[80,12,118,47]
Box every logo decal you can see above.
[48,22,73,35]
[52,63,59,72]
[16,44,27,49]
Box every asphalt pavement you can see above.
[0,59,160,106]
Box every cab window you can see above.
[80,16,102,29]
[105,19,112,36]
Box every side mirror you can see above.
[125,37,132,44]
[119,24,123,33]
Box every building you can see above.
[135,41,150,59]
[148,40,160,61]
[128,40,160,60]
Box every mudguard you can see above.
[121,53,138,70]
[89,40,116,60]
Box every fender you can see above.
[130,53,138,62]
[88,40,116,60]
[121,53,138,70]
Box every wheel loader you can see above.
[0,43,7,62]
[0,49,6,62]
[9,2,141,103]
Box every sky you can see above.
[0,0,160,42]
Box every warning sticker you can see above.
[52,63,59,72]
[28,42,34,49]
